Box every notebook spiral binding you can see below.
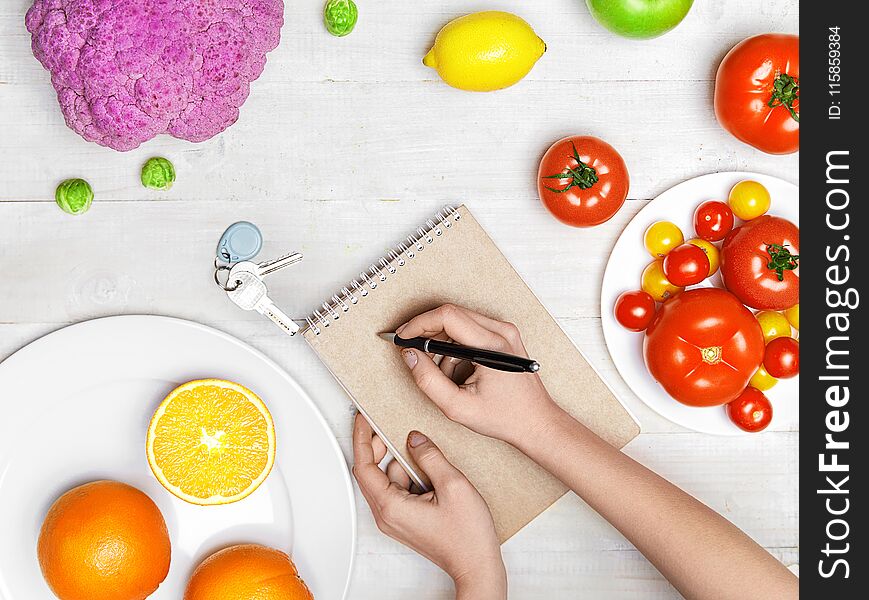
[305,206,462,335]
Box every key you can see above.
[227,271,300,336]
[229,251,304,281]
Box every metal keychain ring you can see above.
[213,257,241,292]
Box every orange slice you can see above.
[146,379,276,505]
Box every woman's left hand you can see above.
[352,414,507,599]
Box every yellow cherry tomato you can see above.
[728,180,771,220]
[641,259,683,302]
[784,304,799,330]
[644,221,684,258]
[687,238,720,276]
[749,365,778,391]
[755,311,792,344]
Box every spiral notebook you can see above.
[302,205,639,542]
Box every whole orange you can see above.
[185,544,313,600]
[37,480,171,600]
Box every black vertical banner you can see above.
[801,4,864,596]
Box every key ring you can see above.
[214,257,241,292]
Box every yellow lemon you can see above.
[423,11,546,92]
[147,379,276,505]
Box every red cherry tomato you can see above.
[643,288,765,407]
[764,337,799,378]
[693,201,734,242]
[726,387,773,432]
[662,243,710,287]
[614,290,657,332]
[714,34,799,155]
[538,136,630,227]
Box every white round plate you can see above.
[601,172,799,435]
[0,316,355,599]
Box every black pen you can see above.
[379,333,540,373]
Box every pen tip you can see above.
[378,333,396,342]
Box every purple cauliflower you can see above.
[25,0,284,151]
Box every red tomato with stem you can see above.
[714,34,799,155]
[720,215,799,310]
[694,201,734,242]
[538,136,630,227]
[614,290,657,332]
[644,288,765,407]
[727,387,773,432]
[764,337,799,378]
[663,243,711,287]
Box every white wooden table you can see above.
[0,0,798,597]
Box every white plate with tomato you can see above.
[601,172,799,435]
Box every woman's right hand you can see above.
[352,414,507,600]
[396,304,562,447]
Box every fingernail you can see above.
[396,323,408,335]
[402,349,418,369]
[408,431,428,448]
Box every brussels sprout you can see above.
[55,178,94,215]
[324,0,358,37]
[141,157,176,191]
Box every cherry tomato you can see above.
[749,365,778,391]
[714,34,799,155]
[687,238,720,276]
[663,243,710,287]
[644,221,684,258]
[720,215,799,310]
[641,260,683,302]
[784,304,799,330]
[726,387,773,432]
[538,136,630,227]
[764,337,799,379]
[728,180,771,221]
[694,201,734,242]
[755,311,792,344]
[614,290,657,332]
[644,289,765,406]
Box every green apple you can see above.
[586,0,694,40]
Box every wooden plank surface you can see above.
[1,0,798,598]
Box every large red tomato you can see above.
[714,34,799,155]
[720,215,799,310]
[538,136,630,227]
[644,288,765,407]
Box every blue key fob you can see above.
[217,221,263,263]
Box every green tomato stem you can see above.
[542,142,599,194]
[767,72,800,123]
[766,243,799,281]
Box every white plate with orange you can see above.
[0,316,355,599]
[601,172,799,435]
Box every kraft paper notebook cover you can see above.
[303,205,640,542]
